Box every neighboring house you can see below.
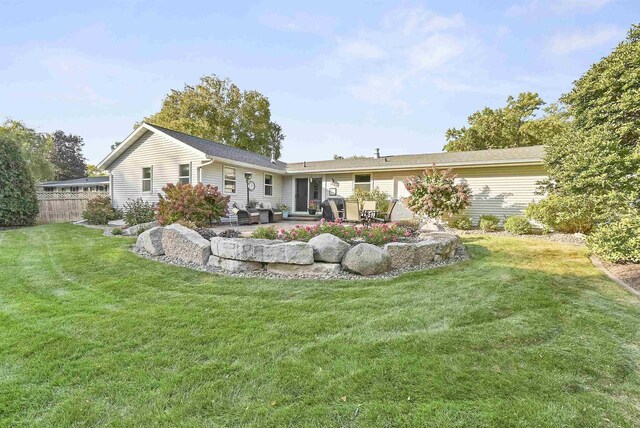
[38,176,110,193]
[97,123,546,222]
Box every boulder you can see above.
[210,238,314,265]
[123,220,160,236]
[136,226,165,255]
[341,243,391,276]
[414,241,436,264]
[383,242,417,269]
[162,223,211,265]
[418,232,459,256]
[308,233,351,263]
[267,262,342,276]
[208,255,263,272]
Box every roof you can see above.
[285,145,545,173]
[145,123,287,172]
[40,176,109,187]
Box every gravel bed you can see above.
[131,244,469,281]
[80,224,126,237]
[455,229,586,246]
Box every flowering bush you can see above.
[82,195,121,225]
[403,166,471,219]
[122,198,156,226]
[250,219,409,246]
[157,183,229,227]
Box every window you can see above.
[224,166,236,194]
[142,167,152,192]
[69,186,79,192]
[264,174,273,196]
[354,174,371,192]
[178,163,191,184]
[43,186,54,192]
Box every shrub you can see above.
[0,136,39,226]
[122,198,156,226]
[176,219,197,229]
[404,166,471,219]
[157,183,229,227]
[524,195,599,234]
[82,195,120,225]
[111,227,123,235]
[219,229,241,238]
[504,216,532,235]
[352,188,391,214]
[448,216,472,230]
[587,214,640,263]
[196,228,217,240]
[251,226,279,240]
[479,215,500,232]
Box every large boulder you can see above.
[210,238,313,265]
[383,242,417,269]
[341,243,391,276]
[414,241,436,264]
[308,233,351,263]
[267,262,342,276]
[136,226,165,255]
[162,223,211,265]
[417,232,459,262]
[208,255,263,272]
[123,220,160,236]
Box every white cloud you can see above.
[548,26,624,54]
[259,12,337,36]
[384,7,465,34]
[507,0,613,16]
[350,73,410,113]
[339,40,386,60]
[408,35,465,71]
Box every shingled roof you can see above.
[40,176,109,187]
[145,123,287,172]
[285,145,545,173]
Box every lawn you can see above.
[1,224,639,427]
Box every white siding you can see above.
[201,162,283,207]
[109,131,205,207]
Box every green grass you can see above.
[1,224,639,427]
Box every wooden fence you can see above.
[36,192,109,224]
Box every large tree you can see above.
[0,135,39,226]
[0,119,55,182]
[443,93,568,152]
[143,74,284,159]
[543,24,640,214]
[50,130,87,180]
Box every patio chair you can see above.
[344,200,361,223]
[234,203,260,225]
[362,200,377,212]
[261,202,283,222]
[373,199,397,223]
[327,199,344,221]
[221,207,239,227]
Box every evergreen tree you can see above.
[0,136,39,226]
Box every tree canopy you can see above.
[50,130,87,180]
[143,74,284,159]
[0,119,55,182]
[443,92,569,152]
[0,135,39,226]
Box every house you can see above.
[97,123,546,222]
[38,176,110,193]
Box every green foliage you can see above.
[157,183,229,227]
[504,216,533,235]
[0,119,55,182]
[448,216,472,230]
[122,198,156,226]
[176,219,197,229]
[403,166,471,219]
[352,187,390,214]
[0,136,39,226]
[443,93,569,152]
[82,195,120,225]
[479,215,500,232]
[50,130,87,180]
[524,195,600,234]
[277,204,289,211]
[587,214,640,263]
[85,164,105,177]
[111,227,123,236]
[143,74,284,159]
[251,226,279,240]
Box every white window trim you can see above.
[353,172,372,192]
[223,165,237,195]
[264,173,274,197]
[142,166,153,193]
[178,163,191,185]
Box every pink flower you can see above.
[392,236,397,242]
[369,233,375,238]
[305,226,311,231]
[404,231,411,237]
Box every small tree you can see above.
[157,183,229,226]
[0,136,39,226]
[403,166,471,220]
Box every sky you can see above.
[0,0,637,165]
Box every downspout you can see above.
[198,158,214,184]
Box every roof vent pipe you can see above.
[303,161,307,167]
[374,148,380,159]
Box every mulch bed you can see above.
[602,260,640,293]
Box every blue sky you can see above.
[1,0,637,164]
